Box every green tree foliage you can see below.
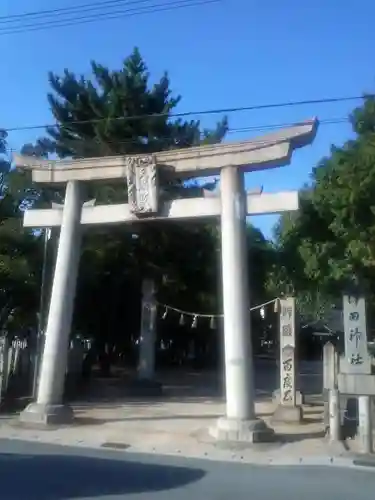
[247,225,275,304]
[271,95,375,319]
[0,132,41,333]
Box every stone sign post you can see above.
[340,293,373,453]
[14,119,318,442]
[342,295,371,374]
[273,297,302,423]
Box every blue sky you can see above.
[2,0,375,238]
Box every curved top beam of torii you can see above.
[13,118,318,184]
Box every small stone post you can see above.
[358,395,372,454]
[323,341,340,441]
[272,297,302,423]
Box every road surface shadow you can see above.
[0,451,205,499]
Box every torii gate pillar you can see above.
[211,165,263,440]
[22,181,83,425]
[15,119,318,438]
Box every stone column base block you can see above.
[19,403,74,427]
[272,389,304,406]
[209,417,275,443]
[272,404,303,424]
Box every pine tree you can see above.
[40,47,227,158]
[32,48,228,360]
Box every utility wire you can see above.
[2,94,368,133]
[0,0,220,36]
[0,0,163,21]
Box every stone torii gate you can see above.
[15,118,318,442]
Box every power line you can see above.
[0,0,220,36]
[0,0,217,34]
[2,95,367,133]
[0,0,157,22]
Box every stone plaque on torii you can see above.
[14,118,318,442]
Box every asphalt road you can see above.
[0,439,374,500]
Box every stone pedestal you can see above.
[209,417,274,443]
[272,388,304,406]
[272,404,303,424]
[19,402,74,426]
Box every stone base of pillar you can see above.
[19,403,74,427]
[209,417,275,443]
[272,404,303,424]
[272,389,304,406]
